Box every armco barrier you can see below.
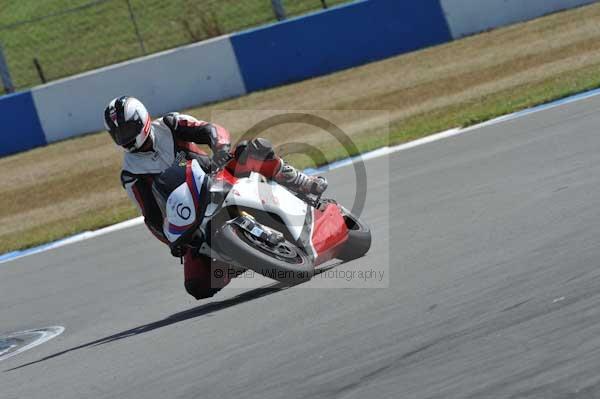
[31,36,246,144]
[1,0,598,157]
[440,0,597,38]
[230,0,452,92]
[0,91,45,157]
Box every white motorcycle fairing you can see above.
[222,172,310,241]
[162,159,207,243]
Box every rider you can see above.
[104,96,327,300]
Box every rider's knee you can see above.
[184,279,222,300]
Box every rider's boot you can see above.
[274,161,328,195]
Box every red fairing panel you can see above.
[214,169,238,185]
[311,203,349,261]
[226,157,281,178]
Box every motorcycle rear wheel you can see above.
[337,209,372,261]
[216,223,314,284]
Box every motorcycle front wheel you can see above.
[215,223,314,284]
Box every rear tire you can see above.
[215,223,314,284]
[337,209,372,261]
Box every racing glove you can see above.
[212,145,233,169]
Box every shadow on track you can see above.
[5,282,287,372]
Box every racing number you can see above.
[176,203,191,220]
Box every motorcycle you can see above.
[152,156,371,284]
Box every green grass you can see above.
[388,63,600,146]
[0,0,351,93]
[281,64,600,168]
[0,203,138,255]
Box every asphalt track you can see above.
[4,96,600,399]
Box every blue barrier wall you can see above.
[440,0,597,38]
[230,0,453,92]
[0,91,45,157]
[31,36,246,144]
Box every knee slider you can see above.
[184,279,221,300]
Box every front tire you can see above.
[215,223,314,284]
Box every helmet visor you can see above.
[104,96,151,151]
[109,118,144,146]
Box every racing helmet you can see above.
[104,96,152,152]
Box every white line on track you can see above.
[0,326,65,362]
[3,86,600,265]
